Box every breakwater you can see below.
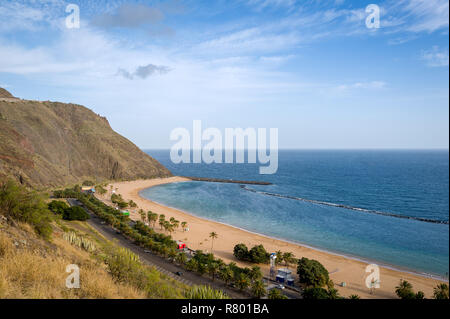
[184,176,272,185]
[240,185,449,225]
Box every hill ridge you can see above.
[0,88,171,188]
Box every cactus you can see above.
[184,286,230,299]
[63,232,96,253]
[117,247,140,263]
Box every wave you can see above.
[239,185,449,225]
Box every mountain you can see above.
[0,87,15,98]
[0,88,171,188]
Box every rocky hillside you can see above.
[0,88,171,188]
[0,88,15,98]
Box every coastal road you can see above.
[67,199,252,299]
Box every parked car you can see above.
[175,271,183,276]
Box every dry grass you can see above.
[0,222,145,299]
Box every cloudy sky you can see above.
[0,0,448,149]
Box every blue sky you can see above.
[0,0,448,149]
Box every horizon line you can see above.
[140,148,450,151]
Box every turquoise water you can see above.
[142,150,449,278]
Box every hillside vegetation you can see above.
[0,87,171,188]
[0,180,188,298]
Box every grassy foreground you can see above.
[0,180,227,299]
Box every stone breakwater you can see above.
[240,185,449,225]
[184,176,272,185]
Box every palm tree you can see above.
[160,245,169,258]
[249,266,263,281]
[433,283,449,299]
[395,279,414,299]
[208,262,220,281]
[235,273,250,291]
[268,288,287,299]
[181,221,187,231]
[251,280,266,298]
[172,219,180,232]
[219,266,234,286]
[282,252,294,269]
[168,249,177,261]
[209,232,218,253]
[175,252,188,265]
[162,221,169,234]
[138,209,146,223]
[275,250,283,265]
[159,214,166,230]
[148,211,158,228]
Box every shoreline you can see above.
[140,193,447,283]
[104,177,447,299]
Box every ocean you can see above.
[142,150,449,278]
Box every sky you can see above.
[0,0,448,149]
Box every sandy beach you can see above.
[101,177,446,299]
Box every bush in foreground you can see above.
[62,206,90,221]
[48,200,69,214]
[0,180,53,239]
[268,288,288,299]
[184,286,230,299]
[434,283,449,299]
[395,280,425,299]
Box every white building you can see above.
[276,268,295,286]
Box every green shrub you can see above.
[268,288,288,299]
[395,280,425,299]
[62,206,90,221]
[434,283,449,299]
[48,200,69,214]
[297,257,329,288]
[233,243,270,264]
[302,287,332,299]
[0,180,53,239]
[248,245,270,263]
[233,243,249,261]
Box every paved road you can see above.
[67,199,251,299]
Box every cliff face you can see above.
[0,88,171,188]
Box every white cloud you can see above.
[0,0,66,31]
[421,46,449,67]
[402,0,449,33]
[336,81,387,91]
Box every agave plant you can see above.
[184,286,230,299]
[63,232,96,253]
[117,247,140,263]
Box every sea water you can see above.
[142,150,449,278]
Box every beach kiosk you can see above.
[81,186,95,194]
[177,240,186,250]
[276,268,295,286]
